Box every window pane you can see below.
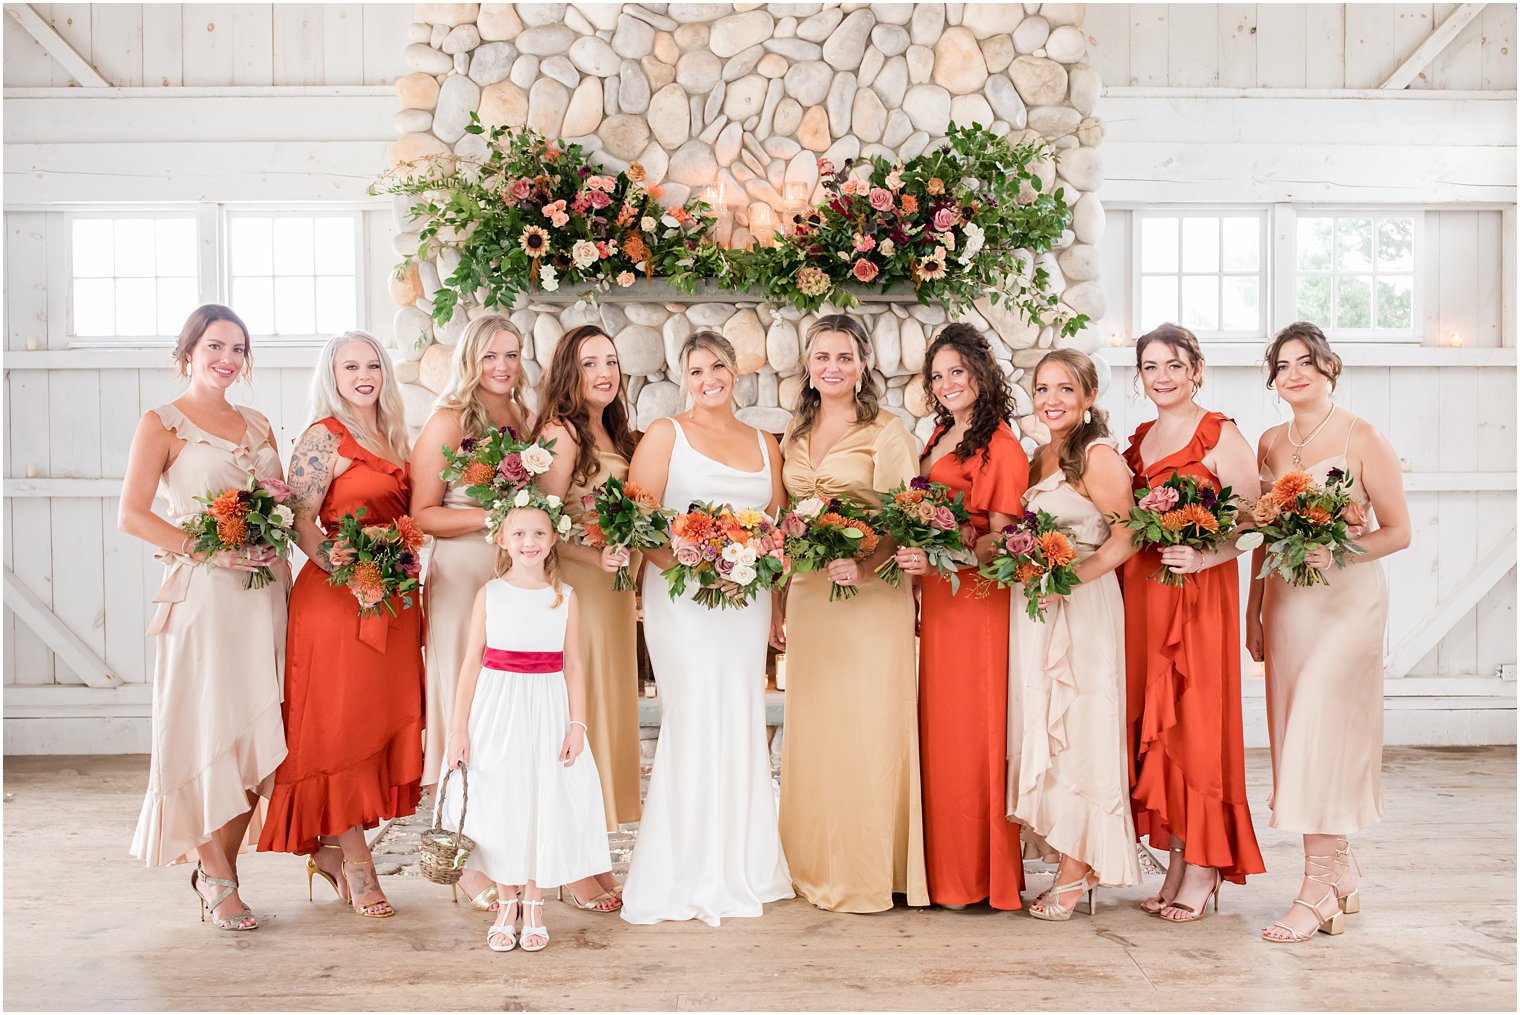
[157,277,198,336]
[314,218,356,274]
[155,219,198,277]
[1377,275,1414,330]
[114,278,157,335]
[1336,275,1373,329]
[273,217,315,276]
[113,219,156,278]
[1376,217,1414,271]
[233,276,274,335]
[1336,217,1373,272]
[1180,275,1219,331]
[231,217,273,276]
[1221,276,1260,331]
[73,278,115,336]
[274,276,315,334]
[1139,275,1178,329]
[1297,217,1333,271]
[1140,217,1179,273]
[1181,217,1219,273]
[1296,276,1331,323]
[72,219,115,277]
[1221,217,1259,271]
[315,276,356,334]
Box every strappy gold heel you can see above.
[342,858,396,919]
[306,843,345,901]
[1335,839,1362,915]
[1029,869,1099,922]
[1141,845,1185,915]
[1262,852,1344,943]
[1159,868,1223,923]
[191,863,258,931]
[454,881,500,911]
[558,883,622,913]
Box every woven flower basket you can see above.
[420,763,477,887]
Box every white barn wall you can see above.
[2,3,1515,752]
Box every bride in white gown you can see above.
[621,330,793,926]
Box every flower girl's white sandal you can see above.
[520,898,550,952]
[486,894,520,952]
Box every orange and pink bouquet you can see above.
[662,502,788,610]
[1113,471,1241,588]
[181,474,296,589]
[1236,467,1365,587]
[778,495,880,602]
[871,477,977,593]
[321,507,425,618]
[577,475,672,592]
[980,509,1083,622]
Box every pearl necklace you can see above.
[1287,403,1336,467]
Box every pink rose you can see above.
[326,538,355,568]
[581,493,597,511]
[675,544,702,567]
[588,189,611,209]
[261,478,293,503]
[932,207,957,232]
[852,258,879,282]
[817,158,835,176]
[1006,530,1037,558]
[510,178,533,200]
[932,505,956,530]
[715,557,735,576]
[782,514,808,538]
[498,453,529,483]
[1137,486,1180,513]
[869,187,894,211]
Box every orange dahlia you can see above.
[858,528,880,555]
[1303,505,1333,526]
[461,461,496,488]
[395,514,425,551]
[1038,531,1077,567]
[1272,469,1314,504]
[817,511,849,529]
[1160,509,1190,532]
[673,512,713,542]
[210,489,245,519]
[216,515,247,546]
[1181,502,1220,532]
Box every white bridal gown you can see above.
[620,420,793,926]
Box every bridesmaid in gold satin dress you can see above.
[1246,322,1410,943]
[533,324,643,914]
[410,314,531,910]
[774,314,929,913]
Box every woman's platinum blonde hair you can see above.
[306,330,412,461]
[434,314,529,438]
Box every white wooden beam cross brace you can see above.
[1381,3,1487,90]
[3,3,110,87]
[3,567,121,687]
[1385,529,1518,678]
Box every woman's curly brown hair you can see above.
[920,322,1017,464]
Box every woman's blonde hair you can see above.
[678,329,739,410]
[1034,349,1111,485]
[434,315,529,439]
[306,330,412,461]
[786,313,882,448]
[491,506,566,608]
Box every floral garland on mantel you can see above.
[374,120,1086,340]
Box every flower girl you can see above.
[441,490,612,952]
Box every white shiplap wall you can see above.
[2,3,1516,751]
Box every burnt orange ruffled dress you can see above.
[1121,412,1265,884]
[918,422,1029,909]
[259,418,425,855]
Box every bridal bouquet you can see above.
[1236,468,1366,588]
[439,427,555,509]
[180,474,297,589]
[779,495,881,602]
[872,477,977,593]
[577,475,672,592]
[322,508,425,618]
[663,502,788,610]
[980,510,1083,622]
[1114,471,1241,587]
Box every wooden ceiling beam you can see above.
[3,3,110,87]
[1381,3,1488,90]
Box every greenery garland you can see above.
[376,119,1087,340]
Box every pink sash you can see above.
[481,648,563,673]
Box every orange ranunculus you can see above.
[395,514,425,551]
[673,512,713,542]
[216,515,247,547]
[1015,561,1045,585]
[1302,505,1333,525]
[625,482,658,508]
[1272,469,1314,504]
[210,489,246,519]
[461,461,496,488]
[1159,509,1190,532]
[1181,502,1220,532]
[348,560,386,602]
[1038,531,1077,567]
[817,511,849,528]
[1252,494,1282,526]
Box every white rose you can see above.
[721,542,743,563]
[520,444,554,475]
[794,496,825,519]
[730,563,757,586]
[557,515,572,534]
[737,547,757,567]
[545,493,561,508]
[514,489,530,507]
[879,239,895,257]
[539,265,559,292]
[641,216,657,231]
[958,222,986,265]
[271,504,294,527]
[571,239,599,269]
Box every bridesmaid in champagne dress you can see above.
[258,332,424,919]
[1121,325,1265,922]
[776,315,928,913]
[533,324,644,913]
[1247,323,1409,943]
[1008,350,1140,921]
[895,324,1028,911]
[621,330,793,926]
[410,315,531,910]
[119,305,287,931]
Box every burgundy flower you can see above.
[498,453,529,483]
[910,476,931,491]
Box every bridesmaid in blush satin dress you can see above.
[119,305,287,931]
[1121,325,1265,923]
[1247,322,1410,944]
[258,332,424,920]
[895,324,1028,911]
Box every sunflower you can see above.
[519,226,550,257]
[918,247,948,280]
[1037,531,1077,567]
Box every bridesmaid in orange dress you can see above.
[894,323,1029,910]
[1120,324,1266,922]
[258,331,424,918]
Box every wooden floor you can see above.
[3,748,1515,1012]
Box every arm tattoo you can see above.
[287,427,341,520]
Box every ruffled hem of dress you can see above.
[1132,757,1266,884]
[130,700,287,867]
[257,723,423,856]
[1013,778,1141,888]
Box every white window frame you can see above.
[1129,207,1271,343]
[1274,206,1423,344]
[62,202,369,348]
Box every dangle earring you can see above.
[1083,410,1091,424]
